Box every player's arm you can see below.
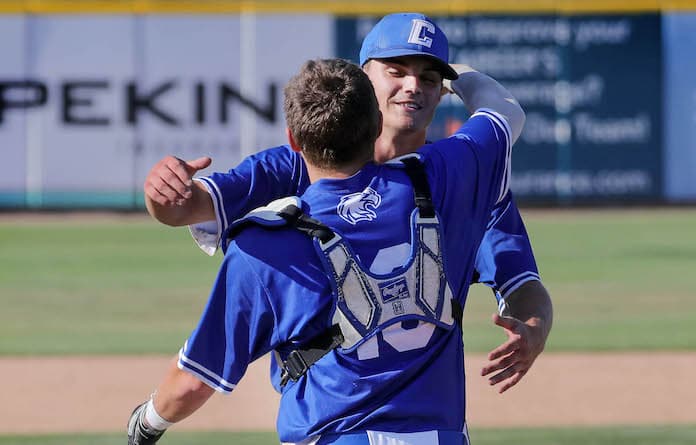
[127,356,214,444]
[472,193,553,394]
[153,356,215,421]
[483,280,553,394]
[473,192,541,310]
[446,67,552,393]
[143,155,215,226]
[188,146,304,255]
[144,147,304,255]
[446,64,525,144]
[128,241,276,444]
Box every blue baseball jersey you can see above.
[179,110,511,442]
[474,191,540,301]
[193,136,538,302]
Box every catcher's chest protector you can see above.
[317,211,456,352]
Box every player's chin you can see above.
[391,115,427,132]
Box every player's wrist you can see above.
[523,316,550,352]
[127,398,171,445]
[144,398,174,431]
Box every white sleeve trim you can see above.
[473,108,512,145]
[177,346,236,394]
[188,177,226,256]
[471,108,512,205]
[498,271,541,300]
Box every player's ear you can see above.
[286,128,301,153]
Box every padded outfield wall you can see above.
[0,1,695,208]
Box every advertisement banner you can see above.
[0,14,332,208]
[663,13,696,201]
[337,14,663,204]
[0,16,28,206]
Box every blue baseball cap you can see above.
[359,13,458,80]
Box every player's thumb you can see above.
[492,313,518,333]
[186,156,212,173]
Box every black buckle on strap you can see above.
[278,324,344,388]
[280,350,309,386]
[278,205,335,243]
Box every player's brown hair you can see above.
[284,58,380,170]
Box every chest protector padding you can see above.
[316,210,455,352]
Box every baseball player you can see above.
[129,56,521,445]
[144,12,552,395]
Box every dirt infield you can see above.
[2,352,695,434]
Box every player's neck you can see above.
[304,156,372,183]
[374,129,427,163]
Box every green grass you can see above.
[1,425,695,445]
[462,208,696,353]
[0,217,218,355]
[2,208,696,355]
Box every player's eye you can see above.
[421,74,441,85]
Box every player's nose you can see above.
[402,75,423,94]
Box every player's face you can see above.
[364,57,443,134]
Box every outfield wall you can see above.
[1,2,695,208]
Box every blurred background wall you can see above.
[1,0,695,209]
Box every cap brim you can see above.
[365,48,459,80]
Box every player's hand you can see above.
[143,156,212,207]
[441,63,476,95]
[481,313,545,394]
[127,401,166,445]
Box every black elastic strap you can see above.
[451,299,463,327]
[225,219,260,241]
[278,205,335,243]
[402,158,460,327]
[279,324,344,387]
[400,157,435,218]
[470,270,481,284]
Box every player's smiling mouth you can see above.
[393,101,423,111]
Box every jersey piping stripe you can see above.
[499,273,541,299]
[483,110,513,205]
[472,109,511,201]
[475,109,512,146]
[471,109,511,204]
[499,270,540,294]
[498,271,541,299]
[177,361,236,394]
[197,176,228,241]
[486,198,513,230]
[178,347,237,393]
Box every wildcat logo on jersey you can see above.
[337,187,382,225]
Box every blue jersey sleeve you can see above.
[190,145,310,254]
[425,110,541,306]
[425,108,512,213]
[418,109,513,304]
[177,245,277,393]
[473,191,540,303]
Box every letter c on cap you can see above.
[407,19,435,48]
